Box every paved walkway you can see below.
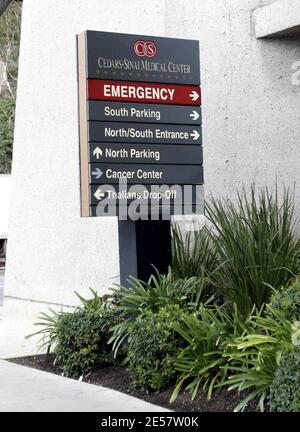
[0,289,168,412]
[0,360,169,412]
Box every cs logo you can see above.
[134,40,157,58]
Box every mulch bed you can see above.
[8,355,259,412]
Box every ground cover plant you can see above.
[267,277,300,322]
[126,305,187,392]
[28,290,123,378]
[219,306,295,411]
[170,304,256,403]
[109,268,210,356]
[28,184,300,411]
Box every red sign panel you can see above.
[87,80,201,106]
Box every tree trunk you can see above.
[0,0,12,16]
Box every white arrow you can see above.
[190,130,200,141]
[93,147,103,159]
[94,188,105,201]
[189,90,200,101]
[92,168,103,179]
[189,110,200,121]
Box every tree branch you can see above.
[0,0,13,16]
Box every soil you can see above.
[8,355,259,412]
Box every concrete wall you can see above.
[4,0,300,320]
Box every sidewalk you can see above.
[0,360,169,412]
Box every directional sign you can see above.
[88,101,202,125]
[88,80,201,106]
[84,30,200,85]
[90,184,204,206]
[89,143,203,165]
[89,164,204,185]
[88,122,202,145]
[77,30,203,218]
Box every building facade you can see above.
[4,0,300,321]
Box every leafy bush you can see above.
[273,349,300,413]
[28,290,122,378]
[54,306,118,378]
[110,269,210,355]
[267,278,300,322]
[221,307,295,412]
[292,389,300,412]
[171,304,253,402]
[206,185,299,317]
[171,224,217,279]
[127,305,187,392]
[269,348,300,412]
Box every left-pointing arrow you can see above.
[94,187,105,200]
[92,168,103,179]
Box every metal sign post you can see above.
[77,30,202,284]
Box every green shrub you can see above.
[292,388,300,412]
[171,304,253,402]
[221,307,294,412]
[0,97,15,173]
[28,290,122,377]
[127,305,187,392]
[206,185,299,317]
[110,269,210,355]
[269,349,300,412]
[171,224,217,279]
[267,278,300,322]
[54,307,116,378]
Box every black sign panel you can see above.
[89,143,203,165]
[78,30,202,218]
[89,164,204,185]
[90,204,205,218]
[90,184,204,206]
[85,31,200,85]
[88,122,202,145]
[88,101,202,125]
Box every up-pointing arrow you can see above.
[189,110,200,121]
[94,187,105,201]
[93,147,103,159]
[92,168,103,179]
[189,90,200,102]
[190,130,200,141]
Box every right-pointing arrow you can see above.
[190,110,200,121]
[189,90,200,102]
[92,168,103,179]
[190,130,200,141]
